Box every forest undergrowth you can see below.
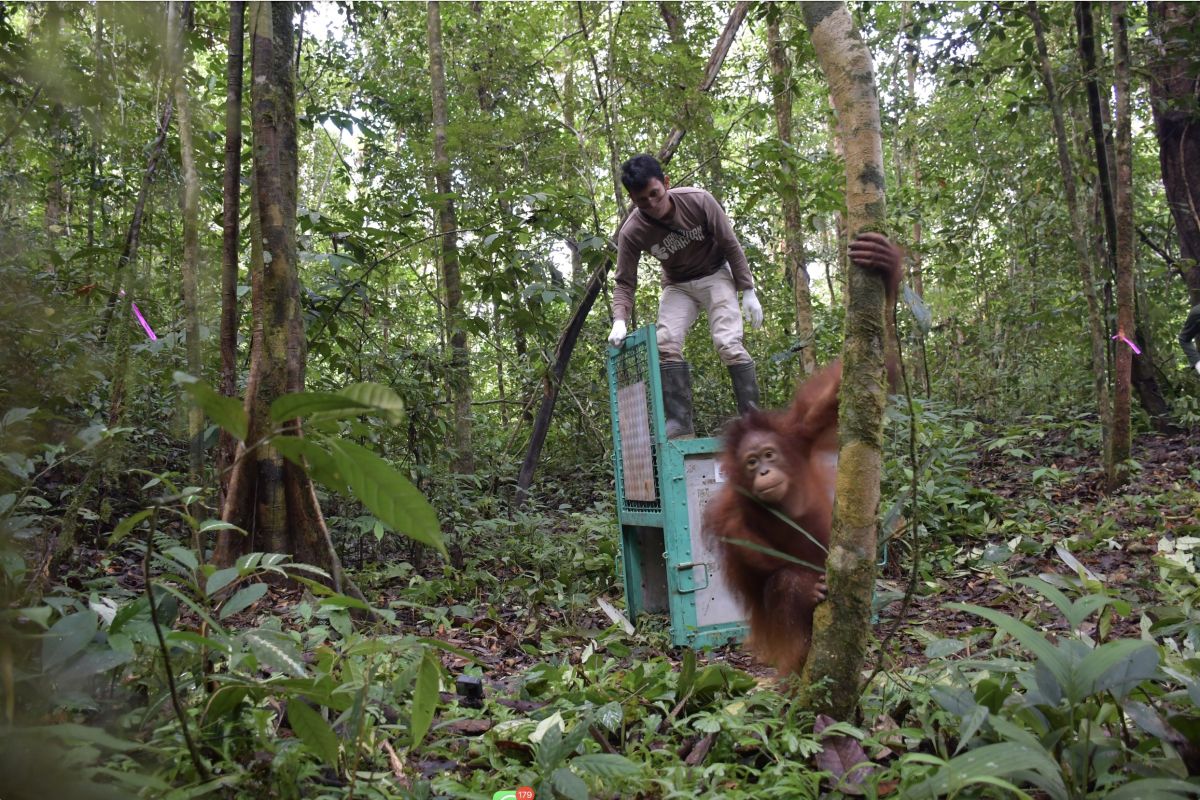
[4,402,1199,799]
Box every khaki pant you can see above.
[656,266,751,366]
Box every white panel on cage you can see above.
[617,381,656,502]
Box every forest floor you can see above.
[361,427,1197,692]
[65,428,1200,691]
[413,428,1200,687]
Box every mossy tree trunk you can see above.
[768,14,816,378]
[215,2,350,594]
[217,1,245,504]
[1110,2,1134,489]
[427,0,474,476]
[797,1,887,719]
[1029,2,1112,475]
[168,0,205,484]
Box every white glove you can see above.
[741,289,763,330]
[608,319,627,348]
[1195,361,1200,376]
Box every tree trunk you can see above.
[169,0,205,483]
[85,5,104,291]
[1077,2,1118,273]
[218,1,245,502]
[828,93,849,310]
[798,1,888,719]
[1077,0,1123,485]
[216,2,351,594]
[1147,1,1200,306]
[901,2,929,394]
[42,2,65,247]
[1109,2,1134,487]
[427,0,474,476]
[101,99,173,340]
[1029,3,1112,468]
[768,15,816,377]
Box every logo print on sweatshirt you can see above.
[649,225,705,261]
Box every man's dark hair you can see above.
[620,154,665,192]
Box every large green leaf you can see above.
[326,440,444,555]
[551,767,590,800]
[335,383,405,423]
[42,609,99,671]
[905,742,1066,800]
[243,629,306,677]
[173,372,248,441]
[1103,778,1200,799]
[205,566,240,596]
[287,699,340,768]
[410,648,441,748]
[948,603,1069,690]
[271,435,349,495]
[270,383,404,424]
[1078,639,1159,701]
[570,753,640,779]
[219,582,269,620]
[270,392,372,423]
[109,509,152,546]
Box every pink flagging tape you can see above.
[119,290,158,340]
[1111,332,1141,355]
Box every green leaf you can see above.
[23,723,141,752]
[410,649,441,748]
[948,603,1069,690]
[56,648,133,682]
[206,566,240,596]
[906,742,1066,800]
[595,701,623,733]
[162,546,199,574]
[336,382,405,423]
[220,583,269,619]
[174,372,248,441]
[109,509,153,546]
[243,629,306,677]
[550,767,590,800]
[203,686,249,723]
[326,440,444,555]
[272,435,348,494]
[43,609,99,671]
[1079,640,1159,700]
[571,753,640,779]
[2,406,37,427]
[287,700,340,768]
[1103,778,1200,800]
[270,392,372,423]
[317,593,371,612]
[199,519,244,534]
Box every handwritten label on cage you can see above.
[617,381,656,502]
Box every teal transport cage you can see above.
[607,325,748,648]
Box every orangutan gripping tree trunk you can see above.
[798,1,889,718]
[215,3,349,590]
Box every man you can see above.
[608,154,762,438]
[1181,303,1200,377]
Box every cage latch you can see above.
[674,561,709,593]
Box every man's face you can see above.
[628,177,672,220]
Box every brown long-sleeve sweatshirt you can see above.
[612,187,753,322]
